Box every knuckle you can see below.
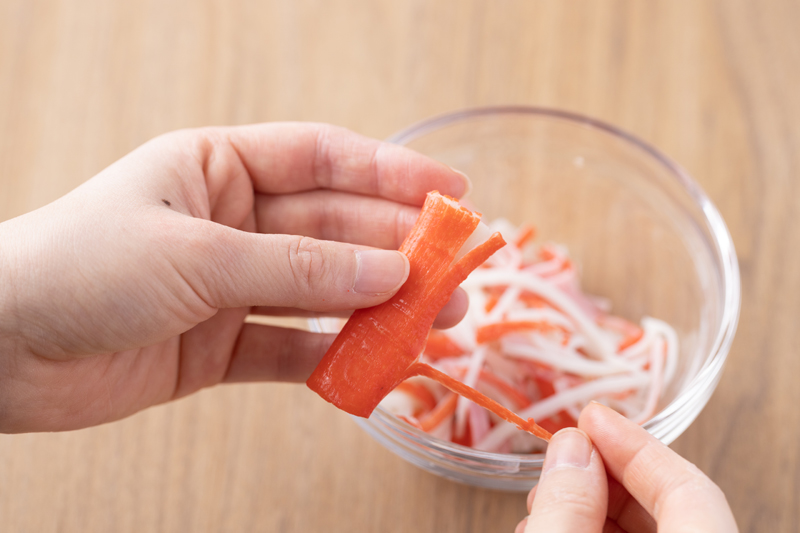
[312,125,334,188]
[654,461,723,519]
[394,207,415,248]
[549,484,601,518]
[532,476,603,526]
[670,466,720,499]
[287,237,330,298]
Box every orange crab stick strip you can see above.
[419,393,458,432]
[617,328,644,352]
[423,330,467,360]
[408,363,552,441]
[476,320,566,344]
[513,225,537,248]
[307,191,551,442]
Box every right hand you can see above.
[517,402,738,532]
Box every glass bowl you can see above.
[313,106,740,491]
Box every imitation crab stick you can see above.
[306,192,553,442]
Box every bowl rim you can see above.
[364,106,741,465]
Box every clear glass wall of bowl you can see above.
[313,107,740,490]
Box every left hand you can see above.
[0,123,471,432]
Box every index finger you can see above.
[578,402,738,532]
[225,123,471,204]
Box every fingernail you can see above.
[542,428,592,475]
[449,166,473,198]
[353,250,409,294]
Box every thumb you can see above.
[524,429,608,533]
[175,220,410,311]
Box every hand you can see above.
[0,123,471,433]
[516,402,738,532]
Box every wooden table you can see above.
[1,1,796,531]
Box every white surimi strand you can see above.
[484,285,522,324]
[504,308,576,330]
[454,345,489,437]
[644,317,680,387]
[453,221,495,263]
[502,338,638,377]
[630,336,666,424]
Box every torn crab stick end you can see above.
[306,191,551,443]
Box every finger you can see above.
[434,286,468,329]
[249,286,469,330]
[527,448,655,533]
[224,324,336,383]
[605,476,656,532]
[255,190,420,249]
[173,307,251,398]
[526,484,537,512]
[526,428,608,533]
[601,519,626,533]
[578,402,738,532]
[173,219,411,311]
[221,123,471,204]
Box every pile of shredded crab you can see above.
[380,220,679,453]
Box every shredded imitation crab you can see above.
[377,218,679,453]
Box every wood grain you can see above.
[1,1,797,531]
